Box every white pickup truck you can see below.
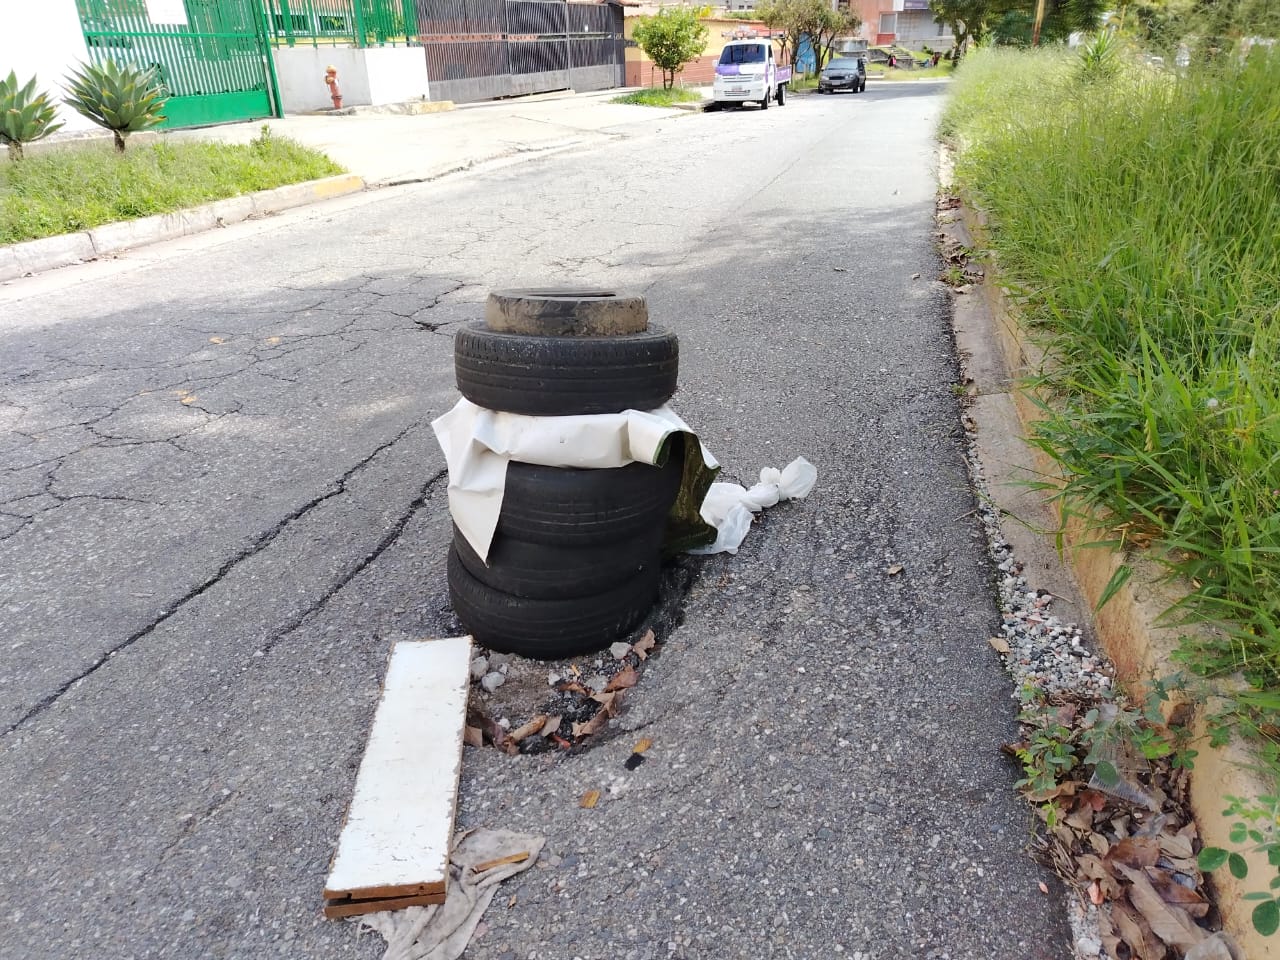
[711,37,791,110]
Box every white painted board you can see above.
[324,636,472,901]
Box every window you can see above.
[879,13,897,34]
[719,44,766,64]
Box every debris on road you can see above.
[323,637,471,919]
[359,828,544,960]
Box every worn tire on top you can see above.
[447,545,661,659]
[454,323,679,416]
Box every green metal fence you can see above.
[262,0,420,47]
[76,0,278,128]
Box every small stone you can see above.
[610,642,632,660]
[816,827,834,841]
[470,656,489,680]
[481,671,505,693]
[585,674,609,693]
[548,672,561,686]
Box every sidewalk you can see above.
[171,88,698,186]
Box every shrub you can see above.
[0,72,64,161]
[64,60,167,153]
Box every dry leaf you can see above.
[579,790,600,809]
[1107,836,1160,870]
[1077,855,1110,881]
[507,894,517,909]
[604,666,639,692]
[266,335,282,345]
[1114,863,1206,951]
[1089,833,1111,856]
[540,715,562,738]
[1038,882,1049,894]
[1111,899,1166,960]
[632,630,656,660]
[886,564,904,576]
[463,725,483,748]
[571,695,619,738]
[911,272,921,280]
[1157,830,1195,861]
[589,691,617,708]
[209,336,226,344]
[1146,868,1209,919]
[1089,880,1104,906]
[988,636,1010,655]
[508,715,548,744]
[557,681,590,695]
[633,738,653,754]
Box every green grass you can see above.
[876,62,955,80]
[610,87,704,107]
[0,128,343,245]
[790,74,820,91]
[943,48,1280,733]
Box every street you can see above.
[0,83,1069,959]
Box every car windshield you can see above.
[720,44,766,65]
[827,59,859,69]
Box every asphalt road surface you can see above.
[0,82,1070,959]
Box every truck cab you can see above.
[712,36,791,110]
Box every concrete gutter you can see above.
[941,150,1273,956]
[0,173,364,283]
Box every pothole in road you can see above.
[461,555,706,757]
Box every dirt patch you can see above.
[464,555,704,755]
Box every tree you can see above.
[633,7,710,90]
[758,0,860,75]
[929,0,1000,54]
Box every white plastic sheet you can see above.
[431,398,817,560]
[432,399,716,561]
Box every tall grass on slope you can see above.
[943,49,1280,697]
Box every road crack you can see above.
[1,422,425,739]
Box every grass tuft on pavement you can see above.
[1,128,344,245]
[610,87,703,107]
[943,46,1280,748]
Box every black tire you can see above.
[499,449,684,546]
[447,546,661,659]
[760,88,770,110]
[454,323,679,416]
[776,83,786,106]
[454,524,663,599]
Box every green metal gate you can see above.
[76,0,280,129]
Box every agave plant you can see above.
[64,59,167,153]
[0,71,64,161]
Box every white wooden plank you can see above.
[324,636,472,901]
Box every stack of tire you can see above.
[447,289,683,660]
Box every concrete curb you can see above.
[0,173,365,283]
[942,153,1273,956]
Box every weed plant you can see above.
[610,87,705,107]
[942,49,1280,721]
[0,128,343,244]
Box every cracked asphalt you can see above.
[0,82,1069,959]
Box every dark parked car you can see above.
[818,57,866,94]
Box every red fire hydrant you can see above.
[324,66,343,109]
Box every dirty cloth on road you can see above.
[359,828,544,960]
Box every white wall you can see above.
[273,46,428,114]
[0,0,96,132]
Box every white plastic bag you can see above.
[689,457,818,555]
